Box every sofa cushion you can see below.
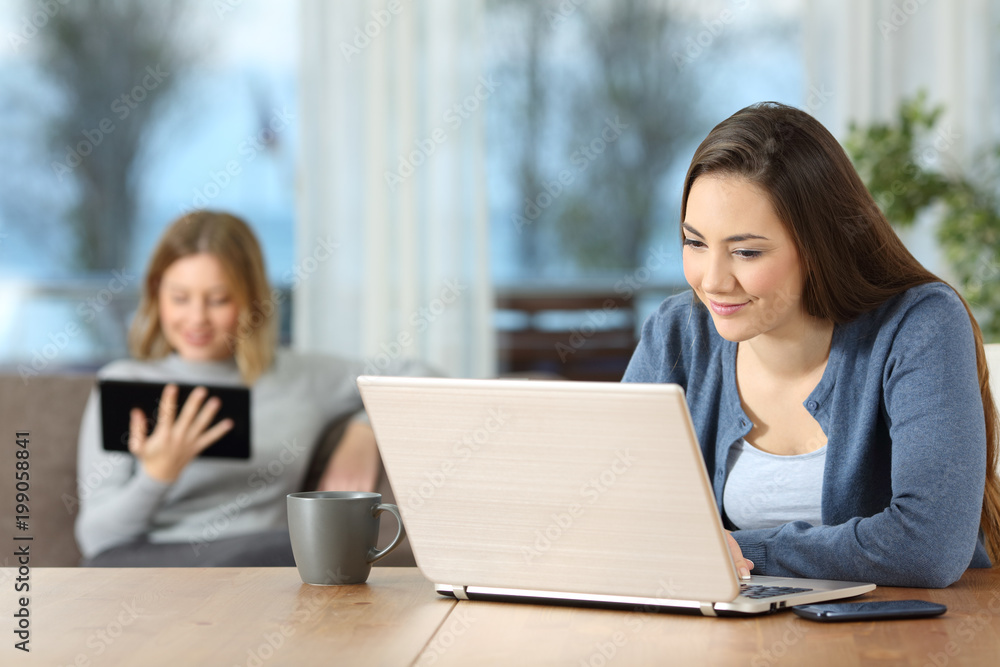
[0,373,94,567]
[0,372,415,567]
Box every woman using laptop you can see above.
[75,211,426,566]
[624,102,999,587]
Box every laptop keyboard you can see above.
[739,584,814,599]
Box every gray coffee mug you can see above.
[287,491,405,585]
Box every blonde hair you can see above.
[129,210,276,384]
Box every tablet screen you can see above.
[99,379,251,459]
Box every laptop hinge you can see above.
[452,585,470,601]
[699,602,717,617]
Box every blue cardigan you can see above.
[623,283,991,587]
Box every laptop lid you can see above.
[358,376,742,603]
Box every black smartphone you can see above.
[792,599,946,622]
[99,379,252,459]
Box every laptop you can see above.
[357,376,875,616]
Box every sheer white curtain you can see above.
[296,0,495,378]
[804,0,995,158]
[803,0,997,273]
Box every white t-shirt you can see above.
[722,437,826,530]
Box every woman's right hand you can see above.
[128,384,234,483]
[726,530,755,580]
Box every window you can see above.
[485,0,803,378]
[0,0,297,374]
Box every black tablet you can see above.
[99,379,251,459]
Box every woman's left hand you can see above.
[316,420,380,492]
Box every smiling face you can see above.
[158,253,241,361]
[682,175,808,342]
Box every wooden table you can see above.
[2,567,998,666]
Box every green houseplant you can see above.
[846,92,1000,340]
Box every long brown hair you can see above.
[681,101,1000,564]
[129,210,276,384]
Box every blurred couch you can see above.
[0,373,414,567]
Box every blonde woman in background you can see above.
[75,210,428,566]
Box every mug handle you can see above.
[367,503,406,564]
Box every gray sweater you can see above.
[75,350,424,558]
